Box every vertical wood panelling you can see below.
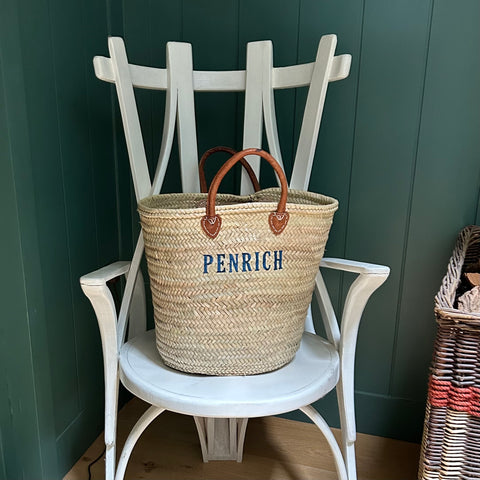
[297,0,364,258]
[346,0,433,394]
[0,0,59,476]
[83,2,120,264]
[392,0,480,400]
[17,0,79,436]
[0,59,45,480]
[49,0,101,414]
[51,0,117,473]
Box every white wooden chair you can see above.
[80,35,390,480]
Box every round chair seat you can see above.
[119,329,339,418]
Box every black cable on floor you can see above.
[87,445,106,480]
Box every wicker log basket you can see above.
[419,225,480,480]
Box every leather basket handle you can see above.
[199,146,261,193]
[201,148,289,239]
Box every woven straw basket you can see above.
[138,149,338,375]
[419,225,480,480]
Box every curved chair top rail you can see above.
[94,41,351,92]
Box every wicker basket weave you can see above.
[138,149,338,376]
[419,225,480,480]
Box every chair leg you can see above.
[114,405,165,480]
[193,417,249,462]
[337,383,357,480]
[300,405,348,480]
[103,376,118,480]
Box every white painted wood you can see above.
[336,384,357,480]
[117,235,145,350]
[119,330,339,418]
[304,306,316,335]
[193,417,209,462]
[114,405,165,480]
[300,405,348,480]
[81,276,123,480]
[236,418,248,462]
[107,37,151,201]
[261,41,285,179]
[337,271,389,444]
[290,34,337,190]
[241,41,265,195]
[229,418,237,458]
[314,271,341,348]
[126,269,147,340]
[151,69,177,195]
[93,53,351,91]
[321,257,391,275]
[207,418,232,460]
[83,35,392,480]
[166,42,200,193]
[194,416,248,462]
[80,261,130,286]
[318,261,389,480]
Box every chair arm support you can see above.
[316,257,389,444]
[320,257,390,275]
[335,261,389,444]
[80,261,131,448]
[81,281,119,446]
[80,261,131,286]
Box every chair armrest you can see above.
[316,257,389,445]
[320,257,390,276]
[80,261,131,286]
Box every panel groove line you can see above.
[343,0,366,261]
[29,0,81,435]
[80,0,101,271]
[1,1,59,475]
[345,0,435,397]
[48,0,84,420]
[390,0,480,401]
[336,0,366,318]
[388,0,435,395]
[289,0,303,186]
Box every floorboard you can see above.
[64,398,420,480]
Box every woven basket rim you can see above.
[434,225,480,323]
[138,187,339,217]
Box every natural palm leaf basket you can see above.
[419,225,480,480]
[138,149,338,376]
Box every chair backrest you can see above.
[93,35,351,347]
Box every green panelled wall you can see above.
[1,0,480,478]
[1,0,119,477]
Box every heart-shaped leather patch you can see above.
[201,215,222,239]
[269,211,289,235]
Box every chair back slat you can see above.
[241,41,267,195]
[290,34,337,190]
[108,37,151,201]
[167,42,200,193]
[260,42,285,184]
[151,78,177,195]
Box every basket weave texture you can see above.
[138,187,337,376]
[419,225,480,480]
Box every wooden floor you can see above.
[65,398,420,480]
